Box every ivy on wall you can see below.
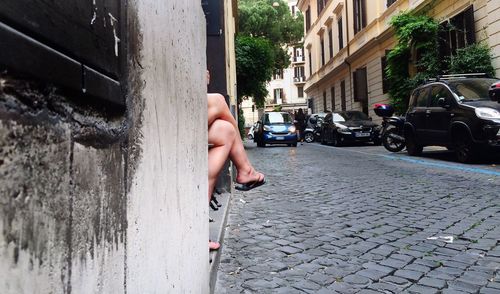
[386,11,495,113]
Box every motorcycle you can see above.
[374,104,406,152]
[303,115,324,143]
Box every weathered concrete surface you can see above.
[125,0,208,292]
[0,0,209,293]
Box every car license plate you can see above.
[355,132,370,137]
[275,136,285,140]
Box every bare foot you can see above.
[209,241,220,251]
[235,168,265,185]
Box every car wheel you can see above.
[256,139,264,147]
[453,131,476,163]
[304,132,314,143]
[405,132,423,156]
[248,134,253,140]
[332,133,342,147]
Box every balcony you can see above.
[293,76,306,84]
[292,56,305,63]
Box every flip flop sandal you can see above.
[234,178,266,191]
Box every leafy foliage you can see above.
[448,43,495,77]
[386,12,439,113]
[386,12,495,113]
[236,0,304,106]
[236,36,274,107]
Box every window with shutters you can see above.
[338,18,344,50]
[298,86,304,98]
[330,87,335,111]
[340,80,346,111]
[353,0,367,34]
[381,51,390,94]
[328,27,333,59]
[308,51,313,77]
[323,91,327,111]
[305,7,311,31]
[353,67,368,102]
[386,0,397,7]
[439,6,475,59]
[320,37,325,66]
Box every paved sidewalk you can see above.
[214,143,500,293]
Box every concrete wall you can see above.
[0,0,209,293]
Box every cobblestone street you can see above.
[215,143,500,293]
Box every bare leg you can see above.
[208,119,235,200]
[207,93,264,184]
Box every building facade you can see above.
[297,0,500,123]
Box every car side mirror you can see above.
[437,97,450,109]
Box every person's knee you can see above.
[209,119,236,144]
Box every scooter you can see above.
[303,116,323,143]
[374,104,406,152]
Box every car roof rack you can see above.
[425,73,488,84]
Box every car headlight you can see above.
[263,125,271,131]
[336,123,352,134]
[288,126,296,133]
[475,107,500,120]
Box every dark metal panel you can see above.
[0,21,81,92]
[202,0,222,36]
[0,0,120,77]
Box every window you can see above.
[306,7,311,31]
[298,86,304,98]
[273,88,283,103]
[323,91,327,111]
[330,87,335,111]
[415,88,430,107]
[317,0,327,16]
[340,80,346,111]
[328,27,333,59]
[429,85,453,107]
[439,6,475,59]
[381,51,390,94]
[353,0,367,34]
[338,18,344,50]
[308,51,313,77]
[273,69,283,80]
[353,67,368,102]
[294,66,305,80]
[387,0,397,7]
[353,67,369,114]
[320,37,325,66]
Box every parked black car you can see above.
[320,111,380,146]
[404,74,500,163]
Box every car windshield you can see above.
[332,113,345,122]
[339,111,368,121]
[265,112,293,124]
[448,78,499,101]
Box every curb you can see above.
[209,191,232,293]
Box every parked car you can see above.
[404,74,500,163]
[254,112,298,147]
[304,112,328,143]
[320,111,380,146]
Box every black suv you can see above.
[404,74,500,163]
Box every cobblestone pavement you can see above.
[214,143,500,293]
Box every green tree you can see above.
[235,36,274,107]
[236,0,304,106]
